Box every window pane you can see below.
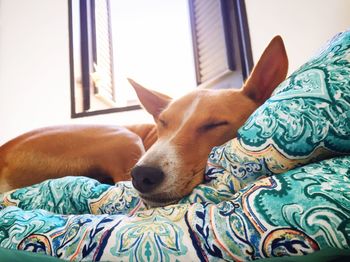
[110,0,196,106]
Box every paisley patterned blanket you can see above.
[0,30,350,261]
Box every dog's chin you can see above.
[139,192,180,208]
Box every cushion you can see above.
[208,30,350,190]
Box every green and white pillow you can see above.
[207,30,350,190]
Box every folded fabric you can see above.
[208,29,350,190]
[0,156,350,261]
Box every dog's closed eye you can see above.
[158,118,168,128]
[199,121,229,132]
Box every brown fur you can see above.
[128,36,289,206]
[0,124,157,192]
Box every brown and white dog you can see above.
[0,36,288,207]
[129,35,288,206]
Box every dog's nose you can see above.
[131,166,165,193]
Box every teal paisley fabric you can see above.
[0,156,350,261]
[0,30,350,261]
[208,30,350,190]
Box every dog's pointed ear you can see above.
[128,78,172,119]
[242,35,288,104]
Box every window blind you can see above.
[189,0,235,86]
[91,0,115,104]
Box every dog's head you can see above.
[129,36,288,207]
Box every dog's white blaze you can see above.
[137,97,200,189]
[167,97,200,142]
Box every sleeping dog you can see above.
[0,36,288,208]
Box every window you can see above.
[69,0,116,116]
[189,0,253,88]
[68,0,252,118]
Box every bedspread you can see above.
[1,29,350,261]
[0,156,350,261]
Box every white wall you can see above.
[245,0,350,73]
[0,0,70,143]
[0,0,349,145]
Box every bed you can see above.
[0,29,350,261]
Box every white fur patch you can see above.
[167,97,200,142]
[136,97,200,192]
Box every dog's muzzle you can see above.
[131,165,165,193]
